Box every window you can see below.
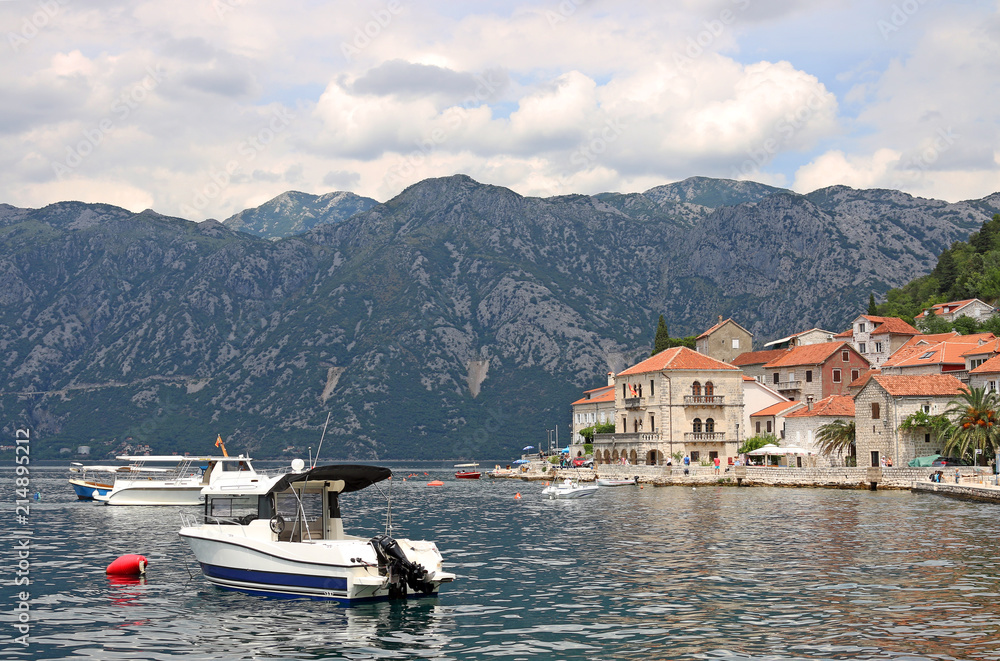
[858,323,866,333]
[622,384,626,398]
[922,405,931,414]
[755,421,761,434]
[622,416,627,431]
[832,368,842,383]
[875,342,883,353]
[851,369,860,382]
[705,418,715,433]
[925,433,931,443]
[732,338,740,349]
[805,370,812,383]
[990,380,998,393]
[649,380,654,397]
[859,343,866,354]
[842,350,849,362]
[766,420,772,433]
[692,418,702,433]
[704,381,714,396]
[788,371,796,383]
[650,413,655,433]
[919,351,935,360]
[691,381,701,396]
[773,373,779,384]
[871,402,880,419]
[690,451,700,462]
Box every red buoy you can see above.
[427,480,444,486]
[107,554,147,576]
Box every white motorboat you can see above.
[541,478,600,499]
[595,476,639,487]
[93,455,262,506]
[179,463,456,603]
[68,463,123,500]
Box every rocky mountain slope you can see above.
[222,190,378,239]
[2,176,996,459]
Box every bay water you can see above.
[3,465,1000,660]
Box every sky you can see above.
[2,0,998,220]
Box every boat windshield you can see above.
[275,489,325,542]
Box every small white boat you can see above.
[179,463,455,602]
[93,455,262,506]
[68,463,121,500]
[541,478,600,499]
[454,463,481,479]
[596,476,639,487]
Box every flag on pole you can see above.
[215,434,229,457]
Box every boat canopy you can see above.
[267,464,392,495]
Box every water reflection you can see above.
[3,466,1000,660]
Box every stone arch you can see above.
[705,417,715,433]
[704,381,714,396]
[693,418,702,433]
[691,381,701,396]
[629,449,638,464]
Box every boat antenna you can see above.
[312,412,331,469]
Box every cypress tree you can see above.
[867,293,878,316]
[651,315,670,356]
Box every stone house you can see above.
[854,374,965,468]
[749,400,803,439]
[762,342,870,402]
[969,353,1000,394]
[763,328,837,350]
[835,315,921,368]
[782,395,856,467]
[593,346,744,466]
[695,317,753,364]
[731,348,792,382]
[961,338,1000,373]
[880,333,996,381]
[914,298,997,326]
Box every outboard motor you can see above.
[369,534,434,599]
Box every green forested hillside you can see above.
[877,214,1000,333]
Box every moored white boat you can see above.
[541,478,600,499]
[595,476,639,487]
[93,455,262,506]
[178,463,455,603]
[68,463,121,500]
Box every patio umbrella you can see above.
[747,444,781,455]
[523,446,535,451]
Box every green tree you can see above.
[919,308,953,334]
[578,421,615,443]
[867,293,878,315]
[738,434,778,455]
[651,315,670,356]
[816,419,856,461]
[944,386,999,465]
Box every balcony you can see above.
[624,397,642,410]
[593,433,661,445]
[775,380,801,390]
[683,395,724,406]
[683,432,727,442]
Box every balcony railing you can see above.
[683,395,724,406]
[775,380,801,390]
[593,433,661,445]
[623,397,642,410]
[683,432,727,442]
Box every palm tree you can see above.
[944,386,1000,465]
[816,419,856,465]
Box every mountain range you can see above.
[2,175,998,459]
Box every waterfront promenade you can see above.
[502,461,1000,502]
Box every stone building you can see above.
[763,328,837,350]
[914,298,997,326]
[853,374,965,468]
[834,315,921,368]
[782,395,856,466]
[695,317,753,364]
[969,353,1000,394]
[593,346,744,466]
[731,348,791,382]
[762,342,870,402]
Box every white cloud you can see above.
[0,0,997,217]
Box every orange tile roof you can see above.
[881,341,973,368]
[849,368,879,388]
[869,374,966,397]
[570,389,616,406]
[870,317,921,336]
[834,328,854,338]
[914,299,979,319]
[731,349,790,366]
[970,354,1000,375]
[785,394,855,418]
[750,401,802,417]
[617,346,740,376]
[960,338,1000,357]
[894,332,994,354]
[763,342,853,368]
[582,384,615,395]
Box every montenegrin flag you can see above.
[215,434,228,457]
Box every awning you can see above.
[267,464,391,494]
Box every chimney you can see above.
[806,394,814,411]
[718,315,723,324]
[607,371,615,387]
